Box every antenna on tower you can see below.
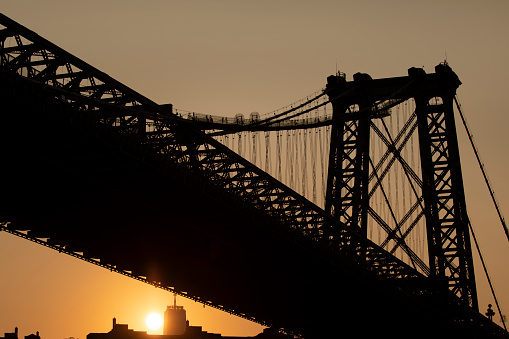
[173,293,177,307]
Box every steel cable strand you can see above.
[467,220,508,332]
[454,95,509,242]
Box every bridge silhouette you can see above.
[0,14,507,339]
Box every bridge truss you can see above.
[0,13,507,338]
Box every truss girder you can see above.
[0,13,424,290]
[145,125,419,281]
[0,13,175,140]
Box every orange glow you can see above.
[146,313,163,331]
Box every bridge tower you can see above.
[325,63,478,310]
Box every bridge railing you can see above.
[174,111,334,129]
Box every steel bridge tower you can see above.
[324,64,478,310]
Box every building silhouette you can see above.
[87,301,290,339]
[88,318,149,339]
[163,295,186,335]
[0,328,40,339]
[0,328,18,339]
[87,317,247,339]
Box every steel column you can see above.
[325,73,373,237]
[414,63,478,310]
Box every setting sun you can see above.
[146,312,163,330]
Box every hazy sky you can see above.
[1,1,509,338]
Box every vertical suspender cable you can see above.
[265,131,270,174]
[454,96,509,242]
[319,126,326,207]
[311,128,317,204]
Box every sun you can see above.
[146,312,163,330]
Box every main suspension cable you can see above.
[468,220,507,331]
[454,96,509,242]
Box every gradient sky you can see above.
[1,1,509,338]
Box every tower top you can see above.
[167,293,184,310]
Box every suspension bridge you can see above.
[0,13,507,339]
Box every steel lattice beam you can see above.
[0,12,422,287]
[325,74,373,236]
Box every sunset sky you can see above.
[1,1,509,338]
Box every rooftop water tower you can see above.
[163,294,187,335]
